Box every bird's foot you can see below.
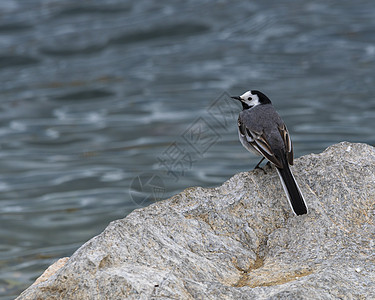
[254,161,271,174]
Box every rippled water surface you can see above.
[1,0,375,298]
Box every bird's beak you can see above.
[231,96,242,101]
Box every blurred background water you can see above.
[1,0,375,298]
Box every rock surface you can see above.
[17,142,375,299]
[31,257,69,286]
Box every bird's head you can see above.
[231,90,271,109]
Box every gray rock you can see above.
[17,142,375,299]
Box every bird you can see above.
[231,90,308,215]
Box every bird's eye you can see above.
[248,97,252,100]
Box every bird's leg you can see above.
[254,157,271,174]
[254,157,265,170]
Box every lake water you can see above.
[1,0,375,298]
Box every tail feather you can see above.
[276,162,307,215]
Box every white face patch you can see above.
[239,91,260,107]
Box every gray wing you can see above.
[278,123,293,165]
[238,116,284,168]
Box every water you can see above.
[1,0,375,298]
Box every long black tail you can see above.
[276,161,307,215]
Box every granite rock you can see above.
[17,142,375,299]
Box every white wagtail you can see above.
[231,90,308,215]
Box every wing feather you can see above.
[250,132,283,168]
[278,124,293,165]
[238,117,283,168]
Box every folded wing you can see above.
[278,124,293,165]
[238,117,283,168]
